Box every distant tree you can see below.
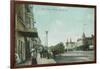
[55,42,65,53]
[50,42,65,55]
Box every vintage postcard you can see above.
[10,1,96,68]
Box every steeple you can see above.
[66,38,68,45]
[82,32,86,39]
[70,38,72,43]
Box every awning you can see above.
[18,31,38,37]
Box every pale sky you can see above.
[32,5,94,46]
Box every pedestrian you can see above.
[30,48,37,64]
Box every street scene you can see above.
[15,4,95,66]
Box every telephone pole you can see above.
[45,31,48,47]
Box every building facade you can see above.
[65,38,76,51]
[65,33,94,51]
[15,4,39,64]
[76,33,94,51]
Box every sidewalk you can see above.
[37,53,56,64]
[17,53,56,66]
[16,58,32,66]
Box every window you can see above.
[25,5,31,12]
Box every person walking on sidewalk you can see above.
[30,48,37,64]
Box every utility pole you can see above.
[45,31,48,47]
[45,31,49,58]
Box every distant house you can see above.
[76,32,94,51]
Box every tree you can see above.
[50,42,65,55]
[55,42,65,53]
